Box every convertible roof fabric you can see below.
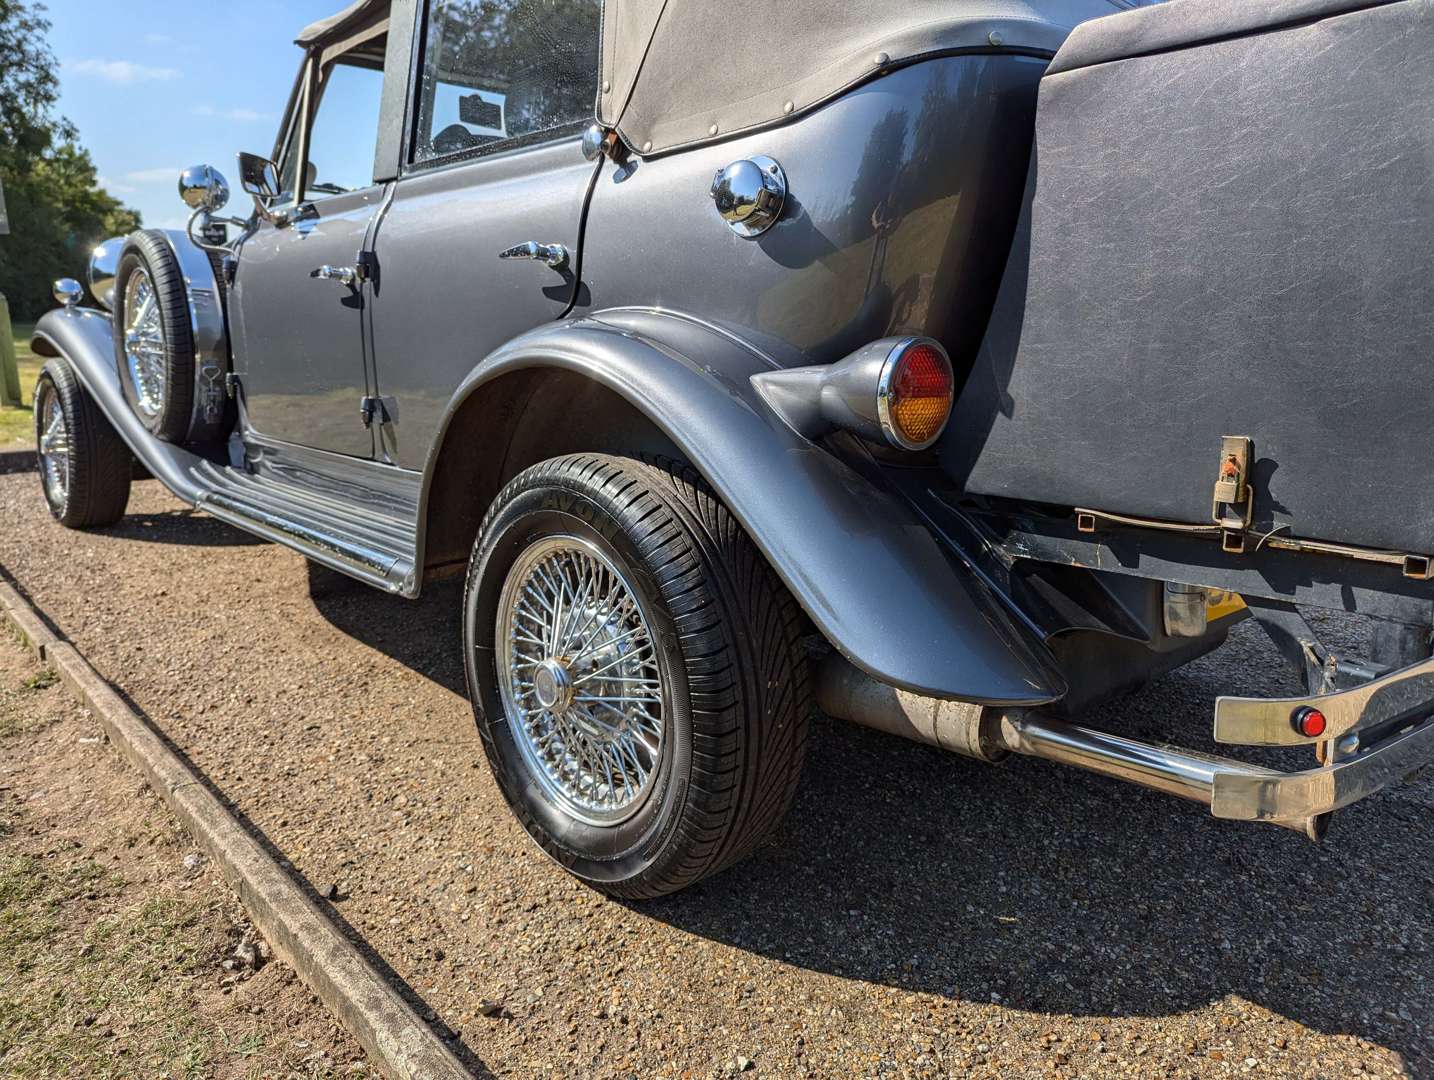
[600,0,1145,156]
[299,0,1152,155]
[296,0,384,46]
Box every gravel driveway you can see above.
[1,470,1430,1079]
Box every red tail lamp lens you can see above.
[1292,706,1328,738]
[881,342,954,450]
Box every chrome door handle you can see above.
[498,241,569,270]
[311,264,359,286]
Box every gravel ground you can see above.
[0,620,361,1077]
[1,469,1431,1079]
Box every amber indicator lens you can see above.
[888,343,954,449]
[1291,705,1328,739]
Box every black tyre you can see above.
[464,454,811,899]
[34,359,132,529]
[111,230,199,443]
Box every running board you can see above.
[31,308,418,596]
[191,461,417,595]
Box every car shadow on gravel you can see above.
[645,690,1434,1076]
[299,564,1431,1073]
[104,507,269,547]
[307,566,469,697]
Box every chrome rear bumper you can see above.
[999,707,1434,840]
[818,653,1434,839]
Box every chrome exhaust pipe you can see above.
[993,711,1277,807]
[815,656,1306,832]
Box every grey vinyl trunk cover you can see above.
[948,0,1434,556]
[598,0,1142,155]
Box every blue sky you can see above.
[45,0,339,230]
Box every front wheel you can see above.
[34,359,132,529]
[464,455,812,899]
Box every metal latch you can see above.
[1212,435,1254,553]
[360,395,397,428]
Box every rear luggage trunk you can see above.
[944,0,1434,558]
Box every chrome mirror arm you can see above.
[185,207,248,255]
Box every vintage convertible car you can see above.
[29,0,1434,896]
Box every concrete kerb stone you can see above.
[0,575,477,1080]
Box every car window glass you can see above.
[305,38,387,198]
[414,0,599,164]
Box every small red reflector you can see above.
[1292,706,1328,739]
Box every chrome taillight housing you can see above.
[752,336,956,452]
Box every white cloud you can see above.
[69,58,180,83]
[123,167,182,184]
[191,104,269,123]
[96,175,137,195]
[144,33,172,44]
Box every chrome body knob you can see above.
[709,155,786,238]
[52,278,84,308]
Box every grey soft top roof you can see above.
[297,0,1150,155]
[296,0,384,45]
[600,0,1145,156]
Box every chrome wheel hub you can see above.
[495,536,667,827]
[122,268,166,418]
[36,385,69,505]
[532,658,575,712]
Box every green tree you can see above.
[0,0,141,320]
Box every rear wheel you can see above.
[34,359,132,529]
[464,454,811,898]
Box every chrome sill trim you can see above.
[202,491,410,594]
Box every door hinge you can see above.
[360,395,397,428]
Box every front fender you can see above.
[31,306,210,504]
[421,308,1065,705]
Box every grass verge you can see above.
[0,641,361,1078]
[1,322,41,449]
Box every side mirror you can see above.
[237,151,286,226]
[238,152,281,201]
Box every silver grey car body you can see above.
[32,0,1434,884]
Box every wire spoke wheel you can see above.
[36,381,70,506]
[495,535,668,827]
[122,268,167,418]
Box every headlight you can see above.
[88,236,126,310]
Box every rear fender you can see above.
[419,308,1066,705]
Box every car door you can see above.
[366,0,602,470]
[227,21,393,459]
